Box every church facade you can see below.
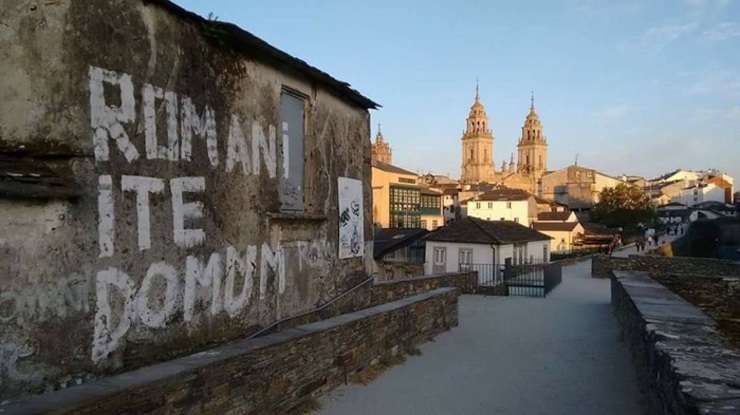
[460,86,548,194]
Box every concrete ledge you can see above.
[595,254,740,279]
[2,288,458,415]
[370,271,477,306]
[611,270,740,415]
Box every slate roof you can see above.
[373,228,429,259]
[533,195,554,205]
[476,188,531,202]
[424,217,551,244]
[537,211,572,221]
[372,160,417,176]
[0,156,83,200]
[657,202,687,208]
[532,222,580,232]
[420,186,442,195]
[148,0,378,110]
[653,169,682,182]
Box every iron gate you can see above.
[462,261,562,298]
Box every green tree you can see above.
[591,183,655,229]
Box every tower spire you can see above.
[530,90,535,111]
[377,122,381,135]
[475,79,479,101]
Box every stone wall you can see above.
[375,261,425,281]
[592,254,740,279]
[0,0,375,398]
[370,271,477,306]
[647,272,740,348]
[2,288,458,414]
[611,271,740,414]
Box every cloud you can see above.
[597,105,633,123]
[640,23,697,51]
[702,22,740,41]
[689,70,740,95]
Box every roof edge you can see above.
[145,0,380,110]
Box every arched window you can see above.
[526,155,530,165]
[484,149,487,161]
[470,149,474,160]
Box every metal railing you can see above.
[461,261,562,298]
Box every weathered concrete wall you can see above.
[0,0,373,399]
[592,254,740,279]
[611,271,740,414]
[370,271,477,306]
[3,288,458,415]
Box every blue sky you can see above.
[174,0,740,182]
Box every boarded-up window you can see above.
[280,91,305,212]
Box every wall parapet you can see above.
[370,271,477,306]
[611,270,740,415]
[2,288,458,415]
[592,254,740,279]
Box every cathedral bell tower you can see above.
[460,83,496,184]
[371,124,392,164]
[517,93,548,177]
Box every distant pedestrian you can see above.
[647,236,653,246]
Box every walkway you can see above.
[317,260,644,415]
[614,233,680,258]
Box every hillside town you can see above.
[1,1,738,415]
[371,88,737,280]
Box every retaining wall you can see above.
[592,254,740,279]
[3,288,457,414]
[370,271,477,306]
[611,271,740,414]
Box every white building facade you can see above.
[675,184,725,206]
[466,189,537,226]
[423,217,551,276]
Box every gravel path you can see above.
[317,260,644,415]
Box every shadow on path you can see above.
[317,260,644,415]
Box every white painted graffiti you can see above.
[92,244,285,363]
[98,175,207,256]
[281,240,333,271]
[86,65,329,365]
[0,275,91,325]
[88,65,277,177]
[0,342,41,388]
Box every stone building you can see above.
[371,124,392,164]
[459,87,549,194]
[0,0,377,399]
[540,165,624,210]
[460,85,497,184]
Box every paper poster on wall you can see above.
[338,177,364,259]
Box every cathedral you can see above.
[370,124,392,164]
[460,85,548,194]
